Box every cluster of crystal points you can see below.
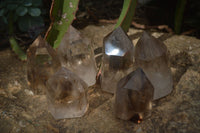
[134,32,173,100]
[58,26,97,86]
[27,26,173,120]
[101,27,134,93]
[27,33,90,119]
[46,67,88,119]
[115,68,154,120]
[104,30,173,121]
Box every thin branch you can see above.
[99,19,174,33]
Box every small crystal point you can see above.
[46,67,89,119]
[27,36,61,94]
[135,31,167,61]
[58,26,97,86]
[115,68,154,120]
[135,31,173,100]
[101,27,134,93]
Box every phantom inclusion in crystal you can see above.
[57,26,97,86]
[115,68,154,120]
[27,36,61,94]
[135,31,173,100]
[46,67,89,119]
[101,27,134,93]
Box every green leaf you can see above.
[0,9,4,16]
[7,4,18,10]
[16,6,28,16]
[28,8,41,16]
[115,0,137,32]
[45,0,80,48]
[1,8,8,16]
[32,0,42,6]
[18,15,44,32]
[24,0,32,6]
[31,16,44,27]
[1,16,8,24]
[18,16,30,31]
[13,13,18,22]
[9,37,27,61]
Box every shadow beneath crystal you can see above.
[130,114,142,124]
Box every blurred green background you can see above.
[0,0,199,50]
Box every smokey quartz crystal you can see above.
[57,26,97,86]
[46,67,89,119]
[115,68,154,121]
[135,31,173,100]
[27,36,61,94]
[101,27,134,93]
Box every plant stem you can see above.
[9,37,27,61]
[45,0,80,48]
[8,12,14,35]
[115,0,137,32]
[174,0,187,34]
[8,12,27,61]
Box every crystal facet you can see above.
[27,36,61,94]
[115,68,154,120]
[101,27,134,93]
[135,31,173,100]
[57,26,97,86]
[46,67,89,119]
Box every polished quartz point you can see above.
[115,68,154,121]
[57,26,97,86]
[27,36,61,94]
[135,31,173,100]
[46,67,89,119]
[101,27,134,93]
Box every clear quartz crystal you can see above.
[135,31,173,100]
[101,27,134,93]
[46,67,89,119]
[115,68,154,121]
[27,36,61,94]
[57,26,97,86]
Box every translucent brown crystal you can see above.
[101,27,134,93]
[135,31,173,100]
[57,26,97,86]
[115,68,154,120]
[27,36,61,94]
[46,67,89,119]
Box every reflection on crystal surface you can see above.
[115,68,154,120]
[27,36,60,94]
[46,67,88,119]
[58,26,97,86]
[101,27,134,93]
[135,31,173,100]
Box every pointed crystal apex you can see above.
[135,32,173,100]
[101,27,134,93]
[135,31,167,61]
[46,67,89,119]
[58,26,97,86]
[60,25,82,45]
[104,27,134,57]
[115,68,154,120]
[27,36,61,94]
